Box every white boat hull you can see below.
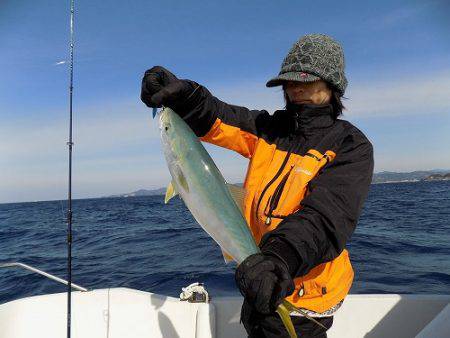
[0,288,449,338]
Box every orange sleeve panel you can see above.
[200,118,259,159]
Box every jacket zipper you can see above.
[255,147,293,225]
[255,114,300,226]
[261,152,325,225]
[264,165,294,224]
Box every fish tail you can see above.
[276,302,298,338]
[281,300,327,330]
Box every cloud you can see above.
[345,71,450,118]
[369,1,440,29]
[1,70,449,203]
[376,7,421,27]
[208,70,450,119]
[0,99,162,202]
[0,99,159,163]
[208,80,285,113]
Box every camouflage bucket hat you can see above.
[266,33,348,96]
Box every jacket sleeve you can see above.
[260,128,374,277]
[177,83,271,159]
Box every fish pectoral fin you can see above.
[164,180,179,203]
[226,183,247,215]
[220,247,234,264]
[172,163,189,193]
[176,170,189,193]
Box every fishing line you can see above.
[60,200,66,222]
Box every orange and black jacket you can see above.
[178,84,374,312]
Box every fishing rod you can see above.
[66,0,75,337]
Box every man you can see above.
[141,33,373,337]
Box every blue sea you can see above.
[0,181,449,304]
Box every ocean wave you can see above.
[1,182,449,304]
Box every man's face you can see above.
[283,80,332,105]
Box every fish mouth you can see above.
[159,109,172,133]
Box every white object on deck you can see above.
[0,288,449,338]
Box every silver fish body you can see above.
[159,107,259,264]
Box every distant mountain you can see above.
[107,170,449,198]
[372,170,449,184]
[107,183,244,198]
[107,188,166,198]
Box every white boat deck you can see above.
[0,288,449,338]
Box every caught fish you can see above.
[158,107,325,338]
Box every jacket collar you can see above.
[286,103,335,135]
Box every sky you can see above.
[1,0,449,203]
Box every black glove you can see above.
[235,253,295,314]
[140,66,200,114]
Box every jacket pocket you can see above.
[272,150,326,217]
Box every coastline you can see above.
[1,179,450,205]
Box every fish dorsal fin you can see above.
[164,180,178,204]
[220,247,234,264]
[226,183,246,215]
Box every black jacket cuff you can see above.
[181,83,217,137]
[260,237,301,277]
